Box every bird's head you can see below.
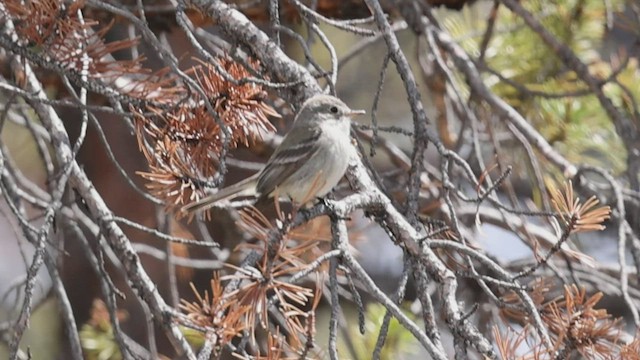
[297,94,366,125]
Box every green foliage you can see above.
[79,322,122,360]
[440,0,634,174]
[79,300,125,360]
[339,303,418,360]
[180,326,206,349]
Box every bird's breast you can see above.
[280,121,353,202]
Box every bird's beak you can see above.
[347,109,366,117]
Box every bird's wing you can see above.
[256,125,322,196]
[181,174,259,213]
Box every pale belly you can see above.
[279,126,352,203]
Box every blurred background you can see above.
[1,0,639,359]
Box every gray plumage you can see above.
[182,94,365,213]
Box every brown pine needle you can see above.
[132,56,279,213]
[550,180,611,234]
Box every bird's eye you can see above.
[330,106,339,114]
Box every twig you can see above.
[2,19,197,358]
[364,0,435,222]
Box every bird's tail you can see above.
[181,175,259,213]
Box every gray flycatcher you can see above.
[182,94,365,213]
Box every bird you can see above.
[181,94,365,213]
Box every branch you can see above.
[1,13,197,359]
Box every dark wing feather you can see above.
[256,125,321,196]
